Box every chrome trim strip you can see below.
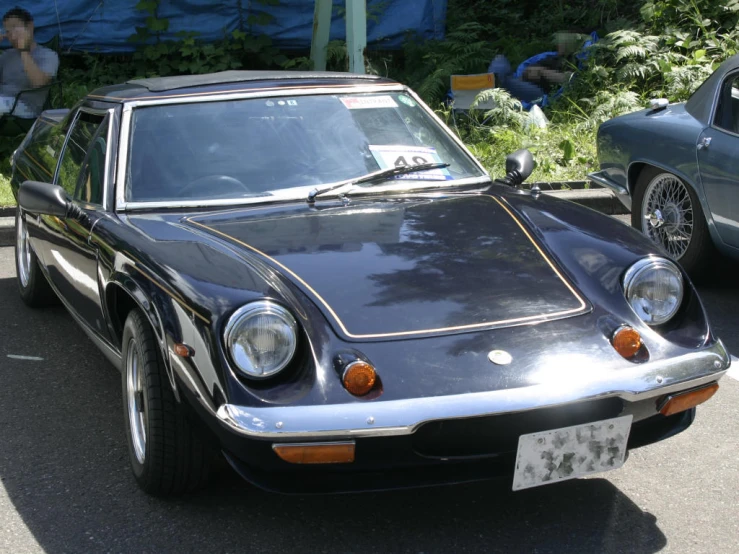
[124,84,406,108]
[216,339,730,440]
[587,170,629,196]
[102,107,116,210]
[115,105,133,210]
[119,176,491,212]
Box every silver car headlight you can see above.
[224,301,298,379]
[623,257,684,325]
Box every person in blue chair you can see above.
[489,31,590,107]
[0,7,59,117]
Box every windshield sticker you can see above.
[340,95,398,109]
[397,94,416,107]
[369,145,453,180]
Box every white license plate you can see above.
[512,415,633,491]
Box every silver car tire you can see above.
[14,206,57,308]
[121,308,213,496]
[632,167,713,278]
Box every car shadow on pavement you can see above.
[0,275,667,553]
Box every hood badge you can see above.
[488,350,512,365]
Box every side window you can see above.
[713,74,739,134]
[56,111,107,201]
[75,119,110,205]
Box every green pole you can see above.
[346,0,366,74]
[310,0,332,71]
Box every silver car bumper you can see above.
[216,339,730,440]
[588,170,632,211]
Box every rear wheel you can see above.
[15,206,57,307]
[122,309,213,495]
[632,167,713,278]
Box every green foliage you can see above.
[400,22,496,105]
[126,0,286,78]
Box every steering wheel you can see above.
[179,175,253,198]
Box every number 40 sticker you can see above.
[369,145,452,180]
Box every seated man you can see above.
[0,7,59,118]
[488,32,582,105]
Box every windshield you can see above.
[125,91,486,203]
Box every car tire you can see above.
[632,166,714,278]
[122,308,213,495]
[14,207,57,308]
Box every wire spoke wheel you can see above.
[641,173,693,260]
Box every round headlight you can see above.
[623,258,684,325]
[224,301,298,379]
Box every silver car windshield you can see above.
[125,92,486,203]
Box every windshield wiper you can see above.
[306,162,450,204]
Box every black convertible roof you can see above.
[87,70,394,102]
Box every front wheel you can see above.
[632,167,714,278]
[15,206,57,307]
[122,309,213,495]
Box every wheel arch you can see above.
[104,277,179,400]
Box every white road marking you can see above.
[6,355,44,361]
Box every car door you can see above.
[697,71,739,248]
[41,107,115,341]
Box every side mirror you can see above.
[495,149,536,188]
[19,180,69,218]
[505,149,535,182]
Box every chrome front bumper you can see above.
[588,170,632,211]
[216,339,730,440]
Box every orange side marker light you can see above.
[273,442,356,464]
[659,384,719,416]
[342,361,377,396]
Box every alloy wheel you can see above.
[16,213,31,288]
[126,338,147,464]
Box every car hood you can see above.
[184,194,591,340]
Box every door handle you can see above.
[697,137,712,150]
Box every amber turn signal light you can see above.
[659,383,719,416]
[173,343,192,357]
[343,361,377,396]
[273,442,355,464]
[612,326,642,359]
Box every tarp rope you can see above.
[65,1,104,53]
[52,0,64,49]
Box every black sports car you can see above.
[10,70,730,496]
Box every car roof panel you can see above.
[87,70,396,102]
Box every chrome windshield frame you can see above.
[114,84,490,213]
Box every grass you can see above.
[0,172,13,207]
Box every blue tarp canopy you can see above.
[6,0,447,53]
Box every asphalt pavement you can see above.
[1,230,738,553]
